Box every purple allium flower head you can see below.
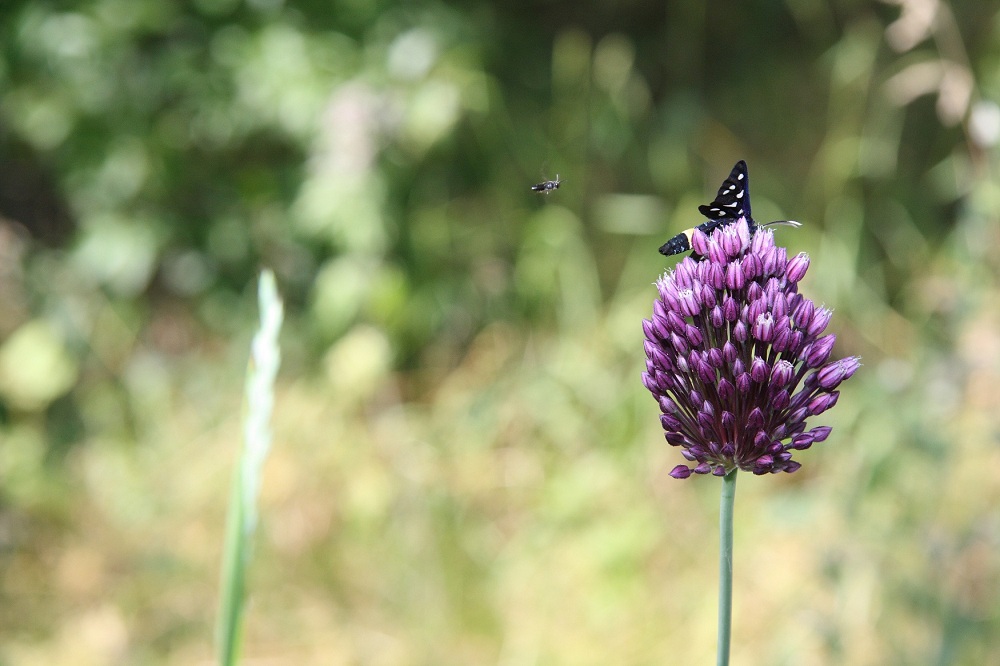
[641,218,860,479]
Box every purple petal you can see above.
[817,356,861,389]
[770,359,794,388]
[685,324,704,348]
[658,396,678,413]
[669,465,693,479]
[786,252,810,283]
[736,372,751,393]
[769,389,791,410]
[808,391,840,415]
[809,425,832,442]
[723,296,739,322]
[718,378,735,402]
[660,413,683,430]
[733,320,748,343]
[725,261,745,290]
[807,306,833,337]
[641,372,659,394]
[753,312,775,342]
[804,334,836,368]
[665,431,687,445]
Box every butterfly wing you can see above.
[697,160,752,221]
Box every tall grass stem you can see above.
[216,270,284,666]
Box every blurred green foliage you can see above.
[1,0,1000,663]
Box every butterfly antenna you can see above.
[762,220,802,229]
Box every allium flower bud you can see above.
[641,318,657,342]
[794,299,814,329]
[807,306,833,337]
[726,262,745,290]
[709,305,725,328]
[661,414,682,430]
[679,290,700,317]
[696,354,716,384]
[643,218,859,478]
[700,284,717,309]
[706,237,726,264]
[670,465,693,479]
[770,360,794,388]
[817,356,862,389]
[735,372,752,394]
[772,322,792,352]
[743,253,763,282]
[718,378,736,402]
[786,252,810,283]
[770,389,790,410]
[753,312,774,342]
[685,324,704,348]
[707,348,724,369]
[809,426,832,442]
[722,341,738,363]
[692,228,711,257]
[723,296,739,322]
[722,223,746,256]
[733,320,748,342]
[658,396,678,413]
[641,372,659,394]
[808,391,839,415]
[706,263,725,290]
[771,294,788,320]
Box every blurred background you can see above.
[1,0,998,663]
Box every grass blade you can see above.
[216,270,284,665]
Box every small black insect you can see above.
[659,160,800,257]
[531,174,562,194]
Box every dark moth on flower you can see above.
[641,218,860,479]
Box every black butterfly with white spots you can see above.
[659,160,800,257]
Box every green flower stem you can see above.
[717,469,737,666]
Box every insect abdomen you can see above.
[659,218,736,257]
[658,231,694,256]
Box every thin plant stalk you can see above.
[216,270,284,666]
[717,470,737,666]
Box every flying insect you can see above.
[531,174,562,194]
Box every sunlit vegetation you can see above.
[1,1,999,663]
